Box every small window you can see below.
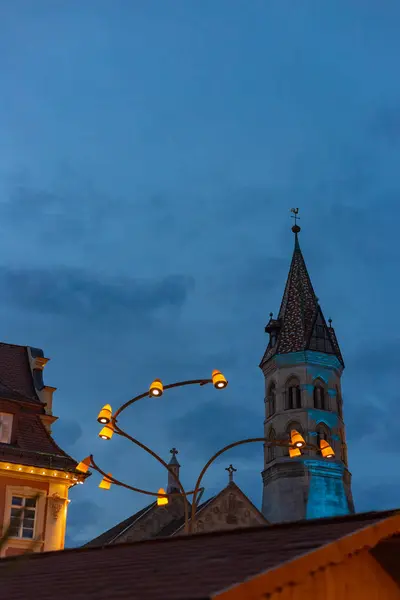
[0,413,13,444]
[285,379,302,410]
[267,383,276,417]
[267,429,276,462]
[9,496,37,539]
[313,386,326,410]
[336,386,343,418]
[287,385,301,409]
[270,333,276,347]
[316,424,331,450]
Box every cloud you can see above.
[371,106,400,145]
[355,480,400,514]
[0,266,194,322]
[169,401,263,462]
[65,498,103,547]
[52,419,83,448]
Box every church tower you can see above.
[260,218,354,523]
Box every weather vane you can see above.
[290,208,300,226]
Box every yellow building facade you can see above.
[0,343,85,557]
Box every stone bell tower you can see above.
[260,217,354,523]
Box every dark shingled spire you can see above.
[260,224,344,367]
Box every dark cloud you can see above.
[65,499,103,547]
[52,419,83,448]
[348,340,400,378]
[356,480,400,514]
[371,106,400,145]
[0,266,194,322]
[169,401,263,462]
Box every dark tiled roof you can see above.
[0,413,79,471]
[0,342,41,403]
[260,231,343,366]
[84,502,156,547]
[85,495,215,547]
[158,496,216,538]
[0,340,79,471]
[0,510,398,600]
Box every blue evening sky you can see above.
[1,1,399,546]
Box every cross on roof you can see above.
[170,447,178,457]
[225,464,237,483]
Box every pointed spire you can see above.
[167,447,180,494]
[260,214,343,366]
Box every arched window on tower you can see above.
[267,382,276,417]
[267,428,276,463]
[313,380,326,410]
[340,430,347,465]
[336,385,343,419]
[285,377,302,410]
[316,423,331,451]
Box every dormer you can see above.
[264,314,281,349]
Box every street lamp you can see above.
[77,371,336,534]
[97,404,112,425]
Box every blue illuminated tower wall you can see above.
[259,225,354,523]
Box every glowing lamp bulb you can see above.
[212,370,228,390]
[99,473,112,490]
[320,439,335,459]
[97,404,112,425]
[149,379,163,398]
[289,446,302,458]
[76,456,91,474]
[98,424,114,441]
[157,488,168,506]
[290,429,305,449]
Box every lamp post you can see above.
[77,372,336,534]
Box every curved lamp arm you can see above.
[90,454,201,500]
[113,378,212,420]
[113,420,191,531]
[189,437,323,530]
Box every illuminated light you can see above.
[320,439,335,459]
[18,467,22,471]
[53,472,56,476]
[157,488,168,506]
[99,423,114,441]
[66,475,69,478]
[72,477,78,481]
[76,456,91,474]
[99,473,112,490]
[149,379,163,398]
[97,404,112,425]
[42,471,45,475]
[6,466,10,469]
[212,370,228,390]
[291,430,306,449]
[30,470,34,473]
[289,446,302,458]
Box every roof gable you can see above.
[173,482,268,536]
